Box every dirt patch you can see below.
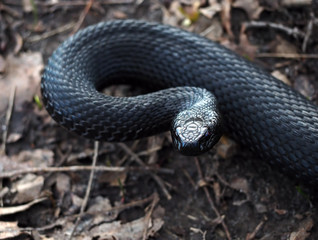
[0,0,318,239]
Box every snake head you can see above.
[171,109,222,156]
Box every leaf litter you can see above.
[0,0,317,239]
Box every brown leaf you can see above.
[0,197,47,216]
[14,149,54,168]
[221,0,233,38]
[216,136,238,159]
[273,36,298,54]
[230,177,249,194]
[289,218,314,240]
[199,0,222,19]
[55,173,71,199]
[11,174,44,204]
[233,0,264,20]
[0,55,5,73]
[255,203,268,213]
[90,216,164,239]
[0,52,43,113]
[0,221,21,239]
[22,0,33,12]
[98,171,127,186]
[275,208,288,215]
[271,70,291,86]
[87,196,119,223]
[293,75,315,100]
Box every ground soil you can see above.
[1,0,318,239]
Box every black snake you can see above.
[41,20,318,183]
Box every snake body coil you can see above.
[41,20,318,183]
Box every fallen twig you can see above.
[256,53,318,58]
[118,143,172,200]
[0,197,47,216]
[302,13,314,52]
[143,192,159,240]
[246,219,265,240]
[72,0,94,34]
[3,0,134,7]
[69,141,99,239]
[26,22,76,42]
[0,87,16,155]
[89,192,158,215]
[281,0,312,7]
[0,164,173,179]
[244,21,305,39]
[194,157,231,240]
[0,2,22,18]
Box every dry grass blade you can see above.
[68,141,99,239]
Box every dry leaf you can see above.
[233,0,264,20]
[275,208,287,215]
[289,218,314,240]
[87,196,119,223]
[0,197,47,216]
[0,55,5,73]
[0,154,26,173]
[90,216,164,239]
[255,203,268,213]
[22,0,33,12]
[271,70,291,86]
[199,17,223,41]
[98,171,127,187]
[55,173,71,199]
[112,10,128,19]
[163,1,184,27]
[238,27,258,59]
[0,52,43,113]
[87,196,113,214]
[294,75,315,100]
[221,0,233,38]
[15,149,54,168]
[12,174,44,204]
[230,177,249,194]
[0,221,21,239]
[274,36,298,54]
[199,0,222,19]
[216,136,238,159]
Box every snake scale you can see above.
[41,20,318,183]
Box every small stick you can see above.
[39,0,134,6]
[3,0,134,6]
[302,14,314,52]
[0,164,173,179]
[88,192,158,215]
[72,0,94,34]
[118,143,172,200]
[246,219,265,240]
[256,53,318,59]
[281,0,312,7]
[68,141,99,239]
[1,87,16,155]
[244,21,305,39]
[0,165,125,179]
[142,192,159,240]
[26,22,76,42]
[194,157,232,240]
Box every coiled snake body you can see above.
[41,20,318,183]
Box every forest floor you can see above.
[0,0,318,239]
